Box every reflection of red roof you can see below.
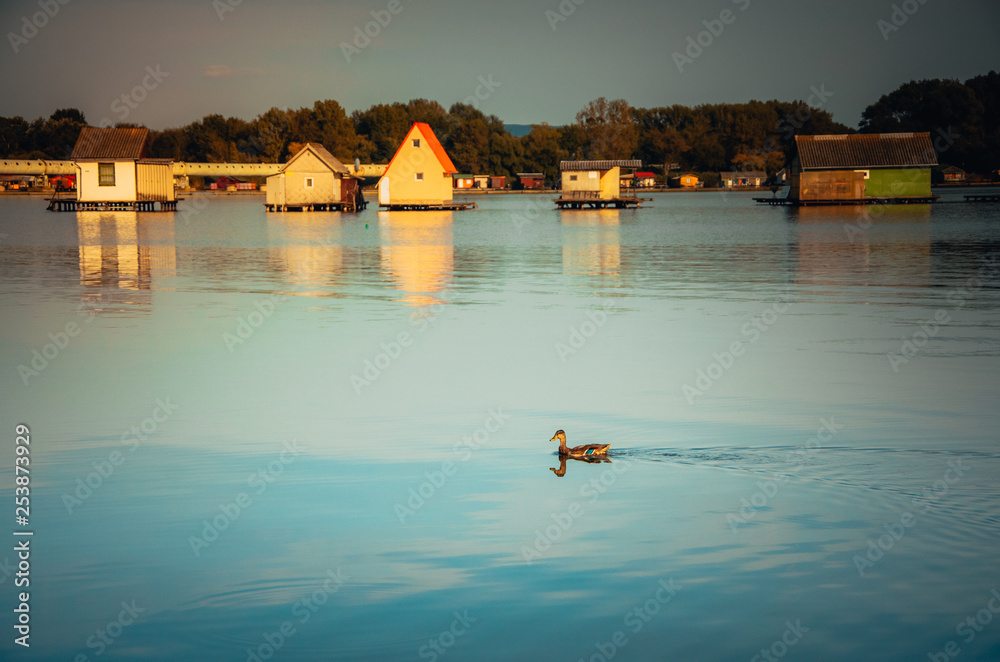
[636,172,656,178]
[384,122,456,176]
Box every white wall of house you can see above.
[77,161,137,202]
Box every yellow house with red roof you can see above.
[377,123,460,209]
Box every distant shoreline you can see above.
[1,182,995,199]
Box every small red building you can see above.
[635,172,657,188]
[517,172,545,189]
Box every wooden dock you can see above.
[47,198,179,212]
[265,199,368,212]
[964,193,1000,203]
[554,192,648,210]
[378,201,477,211]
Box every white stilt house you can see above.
[59,127,175,211]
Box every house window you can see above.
[588,172,598,179]
[304,177,314,188]
[569,175,578,181]
[98,163,115,187]
[415,173,423,181]
[413,139,420,148]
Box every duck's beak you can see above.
[549,436,557,442]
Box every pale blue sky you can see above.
[1,0,998,129]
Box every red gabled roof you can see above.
[415,123,456,173]
[383,122,457,177]
[635,172,656,178]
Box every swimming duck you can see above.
[550,430,611,457]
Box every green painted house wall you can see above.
[863,168,931,198]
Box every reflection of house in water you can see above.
[378,211,454,307]
[77,213,176,310]
[266,215,345,297]
[794,205,932,288]
[561,210,621,279]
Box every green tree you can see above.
[446,103,489,173]
[860,78,983,168]
[146,128,189,161]
[634,107,690,174]
[406,99,449,136]
[965,71,1000,172]
[352,103,411,163]
[521,123,565,183]
[486,117,522,177]
[0,116,29,157]
[575,97,637,159]
[250,108,294,163]
[311,100,359,162]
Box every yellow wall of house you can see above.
[266,150,345,206]
[379,131,453,205]
[77,161,136,201]
[600,167,621,199]
[284,172,338,206]
[561,168,620,199]
[561,170,600,192]
[136,163,174,201]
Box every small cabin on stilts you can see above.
[265,143,366,212]
[49,127,176,212]
[555,160,646,209]
[376,123,475,211]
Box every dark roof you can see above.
[283,143,350,175]
[938,165,965,174]
[795,133,937,170]
[72,127,148,160]
[720,171,766,178]
[560,160,642,171]
[517,172,544,178]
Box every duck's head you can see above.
[550,430,566,443]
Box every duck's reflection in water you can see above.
[550,454,612,477]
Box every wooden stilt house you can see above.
[377,123,473,211]
[50,127,176,211]
[265,143,364,212]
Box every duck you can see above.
[550,429,611,457]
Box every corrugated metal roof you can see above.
[560,160,642,171]
[72,127,148,160]
[720,171,766,178]
[796,133,937,170]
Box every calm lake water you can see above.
[2,189,999,661]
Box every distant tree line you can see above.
[1,72,996,184]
